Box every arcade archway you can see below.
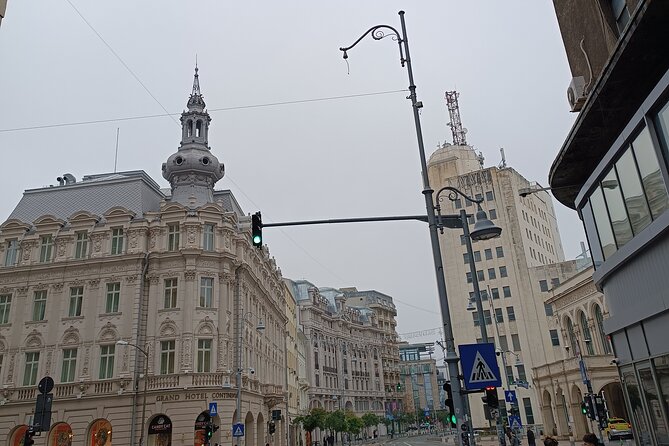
[147,415,172,446]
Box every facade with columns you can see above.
[0,69,288,446]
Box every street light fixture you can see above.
[117,340,149,446]
[340,12,468,445]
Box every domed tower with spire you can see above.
[162,66,224,208]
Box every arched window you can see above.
[196,120,202,137]
[566,317,578,356]
[187,120,193,137]
[594,305,612,354]
[580,311,595,355]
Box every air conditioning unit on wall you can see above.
[567,76,587,112]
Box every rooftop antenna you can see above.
[113,128,120,173]
[476,151,485,169]
[499,147,507,168]
[445,91,468,145]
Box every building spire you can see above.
[187,64,205,110]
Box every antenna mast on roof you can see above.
[499,147,507,168]
[445,91,468,146]
[114,128,120,173]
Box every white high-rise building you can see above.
[427,141,566,429]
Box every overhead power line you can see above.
[0,89,408,134]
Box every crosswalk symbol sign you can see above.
[232,423,245,437]
[209,402,218,416]
[469,351,496,383]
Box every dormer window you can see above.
[167,224,180,251]
[39,235,53,263]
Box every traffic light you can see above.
[396,382,402,391]
[443,382,456,428]
[484,386,499,409]
[581,401,588,415]
[204,423,213,444]
[24,428,35,446]
[268,421,276,434]
[251,212,262,247]
[582,395,595,420]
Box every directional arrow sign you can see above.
[504,390,517,404]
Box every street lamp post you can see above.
[235,309,265,446]
[117,340,149,446]
[434,187,502,442]
[340,12,468,445]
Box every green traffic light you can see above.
[450,414,457,424]
[253,235,262,244]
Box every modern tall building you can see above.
[427,137,566,429]
[550,1,669,444]
[397,343,440,423]
[287,281,397,428]
[0,68,288,446]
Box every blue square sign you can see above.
[458,342,502,390]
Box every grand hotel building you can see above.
[0,69,288,446]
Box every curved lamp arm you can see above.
[340,24,405,67]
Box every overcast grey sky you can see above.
[0,1,584,340]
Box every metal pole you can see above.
[235,267,243,446]
[397,11,466,445]
[139,345,149,446]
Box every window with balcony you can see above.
[110,228,124,255]
[105,282,121,313]
[161,340,176,374]
[199,277,213,308]
[164,278,178,309]
[39,235,53,263]
[203,224,215,251]
[74,232,88,259]
[197,339,212,372]
[167,224,180,251]
[68,286,83,317]
[32,290,47,321]
[0,294,11,324]
[61,348,77,383]
[4,239,18,266]
[23,352,40,386]
[99,345,115,379]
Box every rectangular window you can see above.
[0,294,11,324]
[463,253,470,264]
[516,364,526,381]
[494,308,504,323]
[506,365,514,385]
[499,335,509,352]
[160,340,176,374]
[496,246,504,258]
[616,147,652,235]
[197,339,212,372]
[472,311,480,327]
[523,397,535,424]
[203,224,215,251]
[477,270,485,282]
[499,266,508,278]
[539,280,548,292]
[511,334,521,351]
[635,126,669,218]
[506,306,516,321]
[23,352,40,386]
[503,286,511,298]
[167,224,180,251]
[68,286,83,317]
[544,302,554,316]
[486,191,494,201]
[473,251,481,262]
[74,232,88,259]
[199,277,213,308]
[39,235,53,263]
[480,289,488,301]
[33,290,47,321]
[454,198,462,209]
[590,187,617,260]
[466,272,473,283]
[4,239,19,266]
[551,277,560,288]
[99,345,115,379]
[105,282,121,313]
[110,228,124,255]
[483,310,492,325]
[164,278,178,309]
[484,248,493,260]
[61,348,77,383]
[602,169,634,249]
[488,268,496,280]
[491,288,500,299]
[549,329,560,346]
[489,209,497,220]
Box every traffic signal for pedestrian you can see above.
[582,396,595,420]
[396,382,402,391]
[268,421,276,434]
[581,401,588,415]
[251,212,263,247]
[204,423,213,441]
[484,386,499,409]
[443,382,456,428]
[24,428,35,446]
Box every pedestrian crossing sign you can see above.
[458,342,502,390]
